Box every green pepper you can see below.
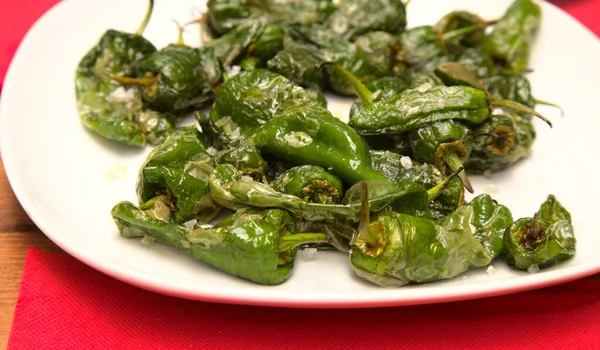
[251,102,385,184]
[210,163,427,222]
[271,165,344,204]
[450,48,496,78]
[75,1,181,147]
[266,47,325,89]
[466,112,535,174]
[349,76,411,120]
[434,11,488,50]
[324,0,406,40]
[246,24,284,63]
[112,203,328,285]
[440,194,513,259]
[504,195,576,271]
[483,0,541,74]
[349,186,492,287]
[214,139,268,181]
[136,126,220,224]
[369,150,464,219]
[333,63,551,136]
[209,69,325,140]
[409,120,474,193]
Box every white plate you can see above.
[2,0,600,308]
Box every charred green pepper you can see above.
[504,195,576,271]
[324,0,406,40]
[136,126,220,224]
[112,203,327,285]
[266,47,325,89]
[214,139,268,181]
[483,0,541,73]
[434,11,488,50]
[271,165,344,204]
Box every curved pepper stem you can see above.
[108,72,157,87]
[490,97,553,128]
[136,0,155,35]
[317,62,374,107]
[444,152,474,193]
[173,19,185,46]
[354,182,387,257]
[441,20,497,42]
[277,233,328,252]
[534,98,565,117]
[427,167,464,202]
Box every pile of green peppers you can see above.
[75,0,576,287]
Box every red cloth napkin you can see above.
[8,248,600,350]
[4,1,600,349]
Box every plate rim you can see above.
[2,0,600,309]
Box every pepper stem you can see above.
[136,0,155,35]
[108,73,157,87]
[278,233,328,252]
[173,19,185,46]
[534,98,565,117]
[427,167,464,202]
[491,97,553,128]
[317,63,373,107]
[403,0,411,6]
[444,152,474,193]
[441,21,495,41]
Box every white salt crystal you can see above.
[527,264,540,274]
[400,156,413,169]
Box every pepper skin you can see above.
[504,195,576,271]
[214,139,268,181]
[271,165,344,204]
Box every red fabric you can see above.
[4,1,600,349]
[7,248,600,349]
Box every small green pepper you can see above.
[466,113,535,174]
[112,203,328,285]
[210,164,427,222]
[209,69,325,140]
[504,195,576,271]
[136,126,220,224]
[409,120,474,193]
[271,165,344,204]
[434,11,488,50]
[214,139,268,181]
[251,102,385,184]
[266,47,325,89]
[349,185,492,287]
[324,0,406,40]
[75,0,180,147]
[483,0,541,73]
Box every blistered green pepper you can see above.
[466,112,535,174]
[210,164,427,222]
[209,69,325,140]
[409,120,474,192]
[266,47,325,89]
[434,11,488,50]
[251,102,385,184]
[324,0,406,40]
[271,165,344,204]
[109,19,265,112]
[113,203,329,285]
[75,1,181,147]
[349,185,492,287]
[483,0,541,73]
[369,150,464,219]
[504,195,576,271]
[136,126,220,224]
[214,139,268,181]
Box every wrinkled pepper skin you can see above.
[210,164,427,222]
[266,48,325,89]
[75,29,180,147]
[324,0,406,40]
[440,194,513,259]
[369,150,464,219]
[483,0,541,73]
[349,76,411,121]
[466,113,535,174]
[483,75,535,115]
[271,165,344,204]
[136,126,220,223]
[112,202,297,285]
[251,103,385,184]
[399,26,446,68]
[434,11,487,50]
[209,69,325,140]
[349,211,491,287]
[349,85,489,135]
[409,120,473,173]
[504,195,576,270]
[450,48,496,78]
[214,139,268,181]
